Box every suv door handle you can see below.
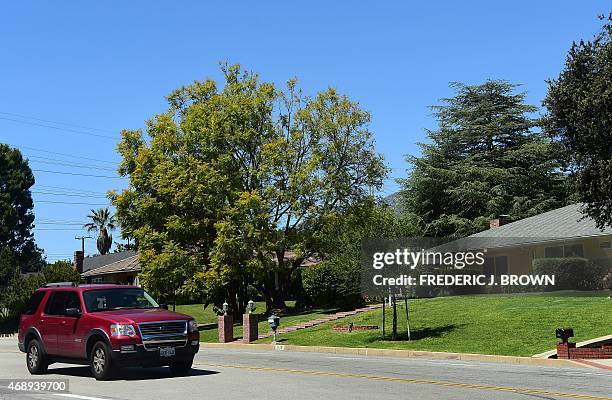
[39,319,44,324]
[60,321,66,326]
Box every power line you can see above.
[36,222,84,226]
[0,116,117,140]
[27,157,116,171]
[36,200,109,206]
[33,191,109,199]
[34,228,87,231]
[0,111,117,134]
[38,220,84,224]
[6,143,115,164]
[35,185,110,195]
[32,169,126,179]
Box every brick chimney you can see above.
[73,251,84,274]
[490,215,510,229]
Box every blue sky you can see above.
[0,1,607,262]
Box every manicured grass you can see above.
[175,301,337,343]
[253,291,612,356]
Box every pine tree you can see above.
[400,81,567,237]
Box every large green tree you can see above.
[0,144,44,279]
[543,15,612,229]
[113,64,386,314]
[400,81,567,237]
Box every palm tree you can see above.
[84,208,117,255]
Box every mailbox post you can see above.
[218,301,233,343]
[268,314,280,344]
[243,300,258,343]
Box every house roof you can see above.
[82,250,137,273]
[81,254,140,278]
[80,249,321,278]
[461,203,612,250]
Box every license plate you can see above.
[159,347,175,357]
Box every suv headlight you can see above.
[188,320,198,333]
[110,324,136,337]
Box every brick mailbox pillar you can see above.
[218,315,233,343]
[556,342,576,359]
[243,313,258,343]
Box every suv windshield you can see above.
[83,288,159,312]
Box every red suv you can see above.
[18,283,200,380]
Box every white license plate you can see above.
[159,347,175,357]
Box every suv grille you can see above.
[138,321,188,350]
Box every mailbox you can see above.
[556,327,574,343]
[268,314,280,332]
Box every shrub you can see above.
[301,255,364,310]
[0,274,46,333]
[42,260,81,284]
[532,257,608,291]
[0,260,81,333]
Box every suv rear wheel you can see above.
[90,341,114,380]
[169,358,193,376]
[26,339,48,374]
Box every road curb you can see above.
[200,342,592,369]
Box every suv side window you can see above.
[24,291,46,315]
[45,291,81,316]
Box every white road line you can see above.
[53,394,111,400]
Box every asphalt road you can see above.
[0,338,610,400]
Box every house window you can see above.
[92,277,103,283]
[544,243,584,258]
[564,244,584,257]
[483,256,508,276]
[545,246,563,258]
[600,241,611,249]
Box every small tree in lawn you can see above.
[84,208,116,255]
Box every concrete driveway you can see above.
[0,337,610,400]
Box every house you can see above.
[73,249,320,286]
[74,250,140,285]
[462,203,612,275]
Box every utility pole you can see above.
[75,236,92,253]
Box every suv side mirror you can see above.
[65,308,81,317]
[159,303,168,310]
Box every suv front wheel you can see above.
[26,339,48,375]
[90,341,114,380]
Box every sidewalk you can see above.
[201,342,599,370]
[258,304,382,339]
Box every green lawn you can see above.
[175,301,337,342]
[251,291,612,356]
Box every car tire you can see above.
[169,358,193,376]
[26,339,48,375]
[90,341,114,380]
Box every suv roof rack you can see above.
[44,282,78,288]
[88,281,122,285]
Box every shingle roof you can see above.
[82,250,137,272]
[460,203,612,249]
[81,254,140,277]
[472,203,612,238]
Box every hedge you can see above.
[532,257,608,291]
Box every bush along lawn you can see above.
[175,302,338,343]
[252,291,612,357]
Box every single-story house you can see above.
[74,249,320,285]
[460,203,612,275]
[75,250,140,285]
